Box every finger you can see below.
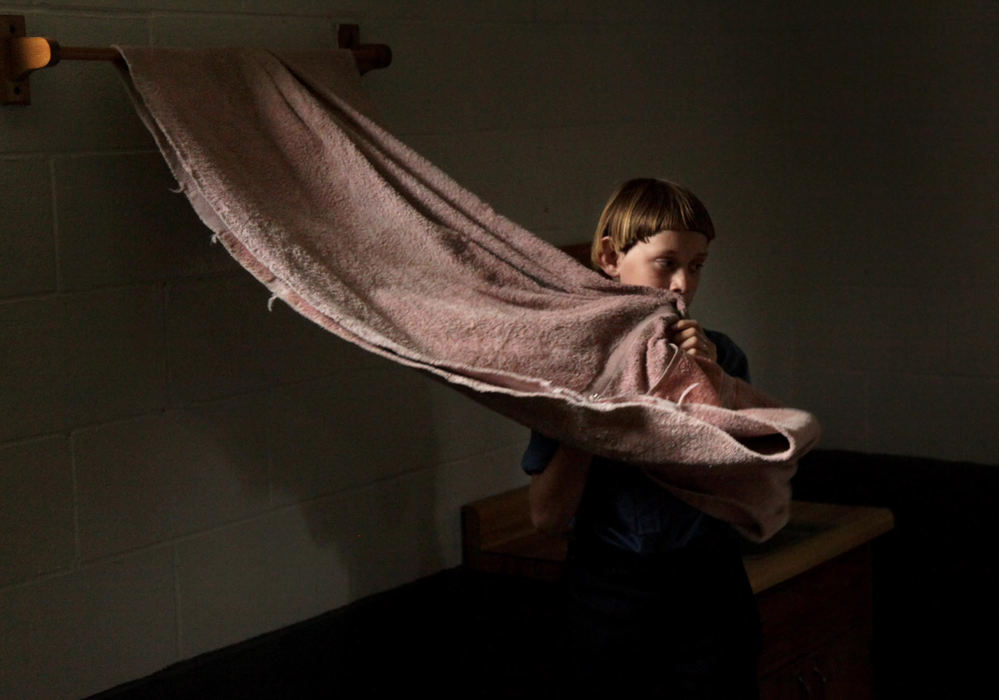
[677,336,702,351]
[669,321,708,346]
[678,335,718,361]
[670,327,699,343]
[669,319,701,332]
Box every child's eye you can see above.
[691,262,705,272]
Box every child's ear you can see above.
[597,236,621,278]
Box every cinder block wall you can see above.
[2,1,997,697]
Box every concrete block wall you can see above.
[2,1,997,697]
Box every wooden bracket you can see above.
[2,15,46,105]
[337,23,392,75]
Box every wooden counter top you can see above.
[742,500,894,593]
[461,488,894,592]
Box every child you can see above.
[524,178,761,698]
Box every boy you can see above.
[524,178,760,698]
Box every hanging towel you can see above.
[113,47,820,542]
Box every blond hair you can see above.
[590,178,715,268]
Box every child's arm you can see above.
[528,444,591,534]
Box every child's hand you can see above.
[668,319,717,362]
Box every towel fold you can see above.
[114,47,820,541]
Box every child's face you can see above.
[600,230,710,307]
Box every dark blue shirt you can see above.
[521,330,749,555]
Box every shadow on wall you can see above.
[264,351,449,600]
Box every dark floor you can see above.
[91,567,561,699]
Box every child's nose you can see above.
[669,270,689,293]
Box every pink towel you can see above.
[115,47,820,542]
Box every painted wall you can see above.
[1,1,996,696]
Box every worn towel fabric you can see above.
[114,47,820,542]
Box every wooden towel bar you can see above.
[2,15,391,106]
